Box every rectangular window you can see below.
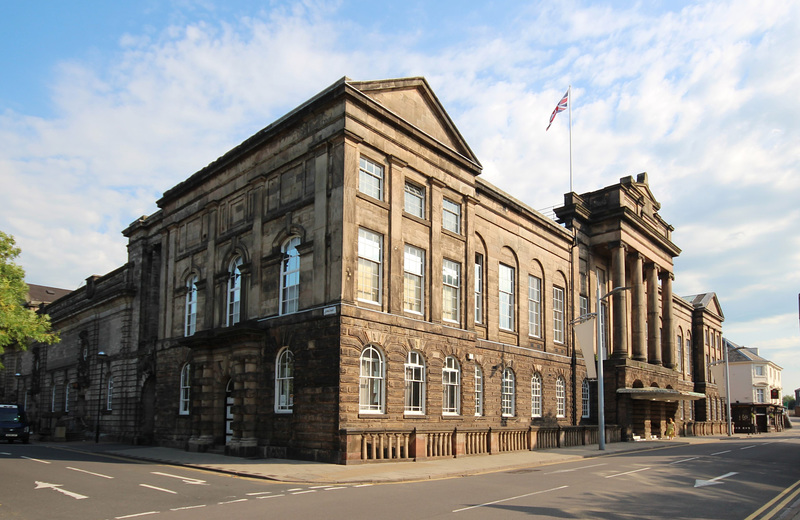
[553,286,565,344]
[754,365,764,376]
[403,245,424,314]
[185,276,197,336]
[499,264,515,331]
[474,366,483,416]
[756,388,765,403]
[404,182,425,218]
[359,156,383,200]
[579,295,588,318]
[64,383,70,413]
[357,228,382,304]
[474,254,484,324]
[442,259,461,323]
[442,198,461,234]
[528,275,542,338]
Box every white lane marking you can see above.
[67,466,114,479]
[292,490,316,495]
[171,505,207,511]
[286,487,303,491]
[325,487,347,490]
[546,463,606,474]
[670,457,699,465]
[22,456,51,464]
[258,494,285,499]
[34,481,88,500]
[605,467,651,479]
[355,484,373,487]
[452,485,569,513]
[711,450,731,456]
[150,471,207,485]
[139,484,177,494]
[309,485,331,488]
[246,491,272,495]
[218,498,248,504]
[115,512,159,519]
[0,451,11,455]
[695,471,738,488]
[740,445,756,450]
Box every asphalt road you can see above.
[1,431,799,519]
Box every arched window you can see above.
[531,373,542,418]
[185,275,198,336]
[686,334,692,377]
[502,368,515,417]
[556,376,566,418]
[179,364,191,415]
[442,356,460,415]
[404,351,426,414]
[281,237,301,315]
[106,376,114,411]
[474,365,484,416]
[676,332,683,373]
[581,379,590,418]
[275,348,294,413]
[227,256,243,326]
[359,346,384,413]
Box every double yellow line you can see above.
[746,479,800,520]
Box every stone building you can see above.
[3,77,732,462]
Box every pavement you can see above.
[40,423,800,518]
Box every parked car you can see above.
[0,404,30,443]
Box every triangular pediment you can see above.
[348,77,480,168]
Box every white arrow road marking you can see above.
[694,471,739,488]
[150,471,207,485]
[34,481,88,500]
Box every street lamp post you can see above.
[95,351,107,443]
[596,279,630,450]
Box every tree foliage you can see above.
[784,395,796,410]
[0,231,59,362]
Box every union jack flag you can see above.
[546,88,569,131]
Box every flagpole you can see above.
[568,85,573,194]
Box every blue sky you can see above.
[2,0,798,391]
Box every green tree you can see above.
[0,231,59,365]
[784,395,796,410]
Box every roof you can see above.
[681,292,725,320]
[26,284,72,306]
[617,388,706,402]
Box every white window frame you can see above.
[275,348,294,413]
[442,198,461,234]
[442,356,460,415]
[754,365,764,376]
[179,364,191,415]
[404,182,425,218]
[756,388,765,403]
[64,382,70,413]
[531,373,542,418]
[501,368,516,417]
[185,275,198,336]
[280,237,301,315]
[359,346,385,414]
[358,156,384,200]
[556,376,566,417]
[404,351,426,415]
[474,254,484,324]
[403,245,424,314]
[581,379,590,418]
[474,365,484,416]
[528,275,542,338]
[226,256,243,326]
[553,286,565,344]
[499,264,515,331]
[357,228,382,304]
[442,259,461,323]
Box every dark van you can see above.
[0,404,30,443]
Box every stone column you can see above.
[646,263,662,365]
[388,156,407,315]
[661,271,675,369]
[630,253,647,362]
[611,243,629,358]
